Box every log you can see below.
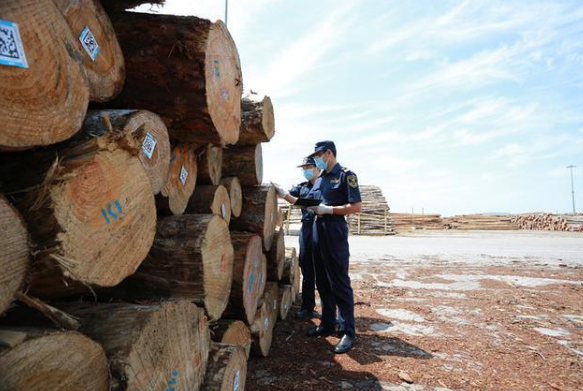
[220,177,242,218]
[222,233,266,325]
[230,185,277,251]
[0,195,30,315]
[201,343,247,391]
[266,228,285,281]
[121,214,234,321]
[100,0,164,12]
[287,247,300,301]
[186,185,231,224]
[0,0,89,149]
[0,138,156,297]
[156,144,197,215]
[210,320,251,359]
[260,282,279,333]
[281,247,295,285]
[249,299,272,357]
[53,0,125,102]
[58,301,210,391]
[83,109,171,195]
[222,144,263,186]
[278,285,292,321]
[197,145,223,185]
[109,11,242,145]
[0,328,109,391]
[238,95,275,145]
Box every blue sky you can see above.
[135,0,583,215]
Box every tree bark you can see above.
[229,185,277,251]
[0,195,30,316]
[186,185,231,224]
[0,131,156,298]
[156,144,197,215]
[286,247,300,301]
[238,95,275,145]
[210,320,251,359]
[222,233,266,325]
[222,144,263,186]
[53,0,125,102]
[266,228,285,281]
[121,214,234,321]
[57,301,210,391]
[0,328,109,391]
[197,145,223,185]
[201,343,247,391]
[220,176,242,218]
[0,0,89,149]
[83,109,171,195]
[109,11,242,145]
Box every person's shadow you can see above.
[245,305,432,391]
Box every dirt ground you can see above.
[245,231,583,391]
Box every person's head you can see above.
[310,140,337,171]
[297,156,320,182]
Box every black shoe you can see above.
[295,309,320,319]
[336,325,346,337]
[334,334,356,354]
[306,325,336,337]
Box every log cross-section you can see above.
[230,185,277,251]
[238,95,275,145]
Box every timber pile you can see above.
[513,213,583,232]
[0,2,297,388]
[348,185,395,235]
[391,213,444,231]
[443,214,519,230]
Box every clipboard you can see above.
[293,198,321,207]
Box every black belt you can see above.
[315,215,346,222]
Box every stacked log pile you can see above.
[0,2,300,390]
[348,185,395,235]
[391,213,444,231]
[442,215,519,230]
[513,213,583,232]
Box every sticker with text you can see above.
[179,165,188,186]
[0,19,28,68]
[79,26,99,61]
[142,132,157,159]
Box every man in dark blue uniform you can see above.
[306,140,362,354]
[274,157,320,319]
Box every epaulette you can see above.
[341,167,350,172]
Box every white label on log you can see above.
[264,317,269,329]
[0,19,28,68]
[233,370,240,391]
[285,302,289,310]
[221,203,227,218]
[142,132,157,159]
[79,26,99,61]
[179,165,188,186]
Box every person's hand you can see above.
[271,182,289,199]
[308,205,333,215]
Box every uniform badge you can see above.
[347,175,358,188]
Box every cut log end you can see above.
[239,95,275,144]
[53,0,125,102]
[0,330,109,391]
[205,21,242,146]
[0,0,89,148]
[220,177,242,218]
[230,185,277,251]
[211,320,251,359]
[278,285,292,321]
[201,343,247,391]
[30,148,156,292]
[187,185,231,224]
[158,145,197,215]
[197,145,223,185]
[0,196,30,315]
[267,228,285,281]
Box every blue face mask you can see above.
[314,155,327,170]
[303,169,314,181]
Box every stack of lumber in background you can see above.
[442,214,519,230]
[391,213,444,232]
[513,213,583,232]
[347,185,394,235]
[0,1,300,390]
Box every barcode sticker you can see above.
[221,203,227,218]
[0,19,28,68]
[142,133,157,159]
[79,26,99,61]
[179,165,188,186]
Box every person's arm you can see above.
[272,182,299,204]
[310,202,362,216]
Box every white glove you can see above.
[308,205,334,215]
[271,182,289,199]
